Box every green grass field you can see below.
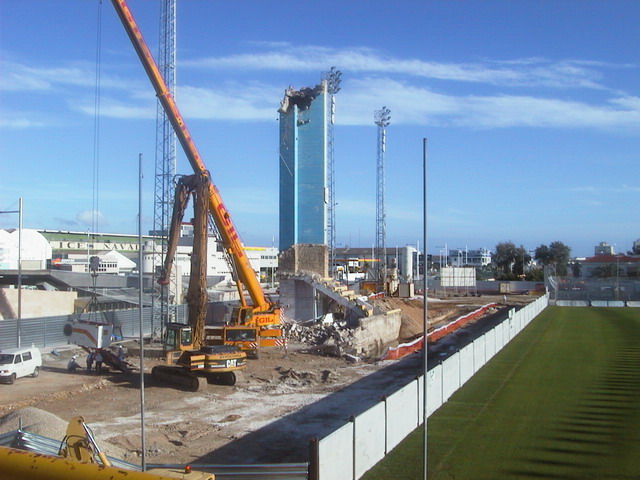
[363,307,640,480]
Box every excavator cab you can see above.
[164,323,194,352]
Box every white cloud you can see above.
[72,94,155,119]
[76,210,108,227]
[185,45,616,89]
[336,77,640,129]
[0,60,133,92]
[0,115,46,128]
[179,84,278,121]
[3,48,638,131]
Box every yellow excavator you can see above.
[151,173,246,390]
[110,0,284,365]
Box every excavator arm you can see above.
[158,175,201,286]
[158,174,209,349]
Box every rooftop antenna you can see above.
[374,106,391,291]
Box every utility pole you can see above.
[374,106,391,291]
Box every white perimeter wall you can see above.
[314,294,549,480]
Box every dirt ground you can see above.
[0,294,534,466]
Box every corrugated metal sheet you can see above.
[0,304,188,351]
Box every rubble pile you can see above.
[285,321,359,357]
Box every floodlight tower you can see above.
[374,106,391,288]
[322,66,342,278]
[153,0,177,329]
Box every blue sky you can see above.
[1,1,639,258]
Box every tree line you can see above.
[490,240,571,280]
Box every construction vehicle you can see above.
[0,417,214,480]
[63,319,135,374]
[152,322,246,390]
[0,447,213,480]
[110,0,284,361]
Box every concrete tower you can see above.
[278,82,328,252]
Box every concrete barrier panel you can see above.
[608,301,625,307]
[503,318,511,344]
[386,381,419,452]
[508,318,516,341]
[495,323,505,352]
[473,337,486,373]
[591,300,608,307]
[354,402,386,479]
[441,352,461,402]
[417,376,424,424]
[427,364,443,417]
[485,327,496,362]
[627,301,640,307]
[514,311,523,334]
[318,421,354,480]
[459,344,474,386]
[557,300,588,307]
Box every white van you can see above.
[0,347,42,384]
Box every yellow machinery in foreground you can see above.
[0,416,214,480]
[110,0,284,360]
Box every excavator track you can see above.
[151,365,206,392]
[206,371,236,386]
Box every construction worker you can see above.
[67,355,80,373]
[86,351,95,373]
[94,352,103,373]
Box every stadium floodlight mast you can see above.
[374,106,391,289]
[324,66,342,95]
[322,66,342,278]
[374,106,391,128]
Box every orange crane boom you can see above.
[111,0,270,312]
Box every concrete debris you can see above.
[278,84,325,114]
[275,367,338,387]
[285,321,358,358]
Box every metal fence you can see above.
[0,304,188,351]
[548,276,640,303]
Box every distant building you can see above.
[334,246,420,281]
[0,229,280,283]
[582,253,640,278]
[448,248,492,267]
[278,81,328,252]
[594,242,615,256]
[0,229,51,270]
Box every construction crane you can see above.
[110,0,283,358]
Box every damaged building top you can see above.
[278,81,328,252]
